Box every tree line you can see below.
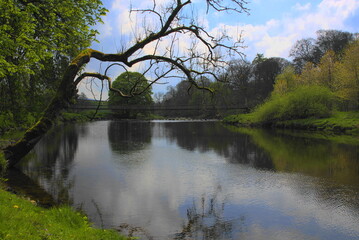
[152,30,358,118]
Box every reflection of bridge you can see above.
[69,104,249,111]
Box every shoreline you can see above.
[223,111,359,136]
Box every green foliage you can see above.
[333,40,359,108]
[109,72,153,106]
[230,127,359,184]
[0,0,107,123]
[109,72,153,118]
[272,66,298,95]
[253,86,335,122]
[0,188,129,240]
[0,112,15,133]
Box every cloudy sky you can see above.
[80,0,359,98]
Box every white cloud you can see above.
[293,2,311,11]
[229,0,359,59]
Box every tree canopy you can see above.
[0,0,107,123]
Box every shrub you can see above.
[253,86,336,122]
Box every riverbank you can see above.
[0,114,132,239]
[0,184,128,239]
[223,111,359,135]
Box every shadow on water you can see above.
[108,120,152,154]
[158,121,275,170]
[5,168,55,207]
[16,123,89,204]
[226,126,359,187]
[159,121,359,187]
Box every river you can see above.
[17,120,359,239]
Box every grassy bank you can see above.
[223,111,359,135]
[0,113,132,240]
[0,185,129,240]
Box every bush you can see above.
[0,112,15,133]
[253,86,336,122]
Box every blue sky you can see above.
[80,0,359,98]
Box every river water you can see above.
[18,120,359,239]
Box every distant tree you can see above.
[251,57,290,102]
[108,72,153,118]
[78,92,88,100]
[226,59,252,105]
[252,53,267,65]
[272,66,298,96]
[289,38,317,72]
[290,30,355,72]
[316,30,355,58]
[333,40,359,109]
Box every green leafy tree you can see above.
[290,30,355,72]
[272,66,298,96]
[333,40,359,109]
[0,0,107,121]
[108,72,153,118]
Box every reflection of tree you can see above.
[5,168,55,207]
[18,123,88,204]
[108,121,151,154]
[159,121,275,170]
[237,128,359,186]
[175,192,244,240]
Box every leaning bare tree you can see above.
[4,0,248,168]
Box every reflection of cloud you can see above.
[63,122,359,239]
[21,121,359,239]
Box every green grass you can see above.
[224,111,359,135]
[0,187,130,240]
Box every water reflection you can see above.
[17,120,359,240]
[108,121,151,154]
[155,121,275,170]
[231,127,359,186]
[19,123,88,203]
[175,189,241,240]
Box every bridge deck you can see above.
[69,104,248,111]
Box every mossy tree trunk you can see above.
[3,49,112,168]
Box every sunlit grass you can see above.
[0,188,129,240]
[224,111,359,135]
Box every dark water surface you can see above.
[19,120,359,239]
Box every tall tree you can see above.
[0,0,107,121]
[251,57,290,103]
[3,0,249,167]
[290,30,355,72]
[333,40,359,109]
